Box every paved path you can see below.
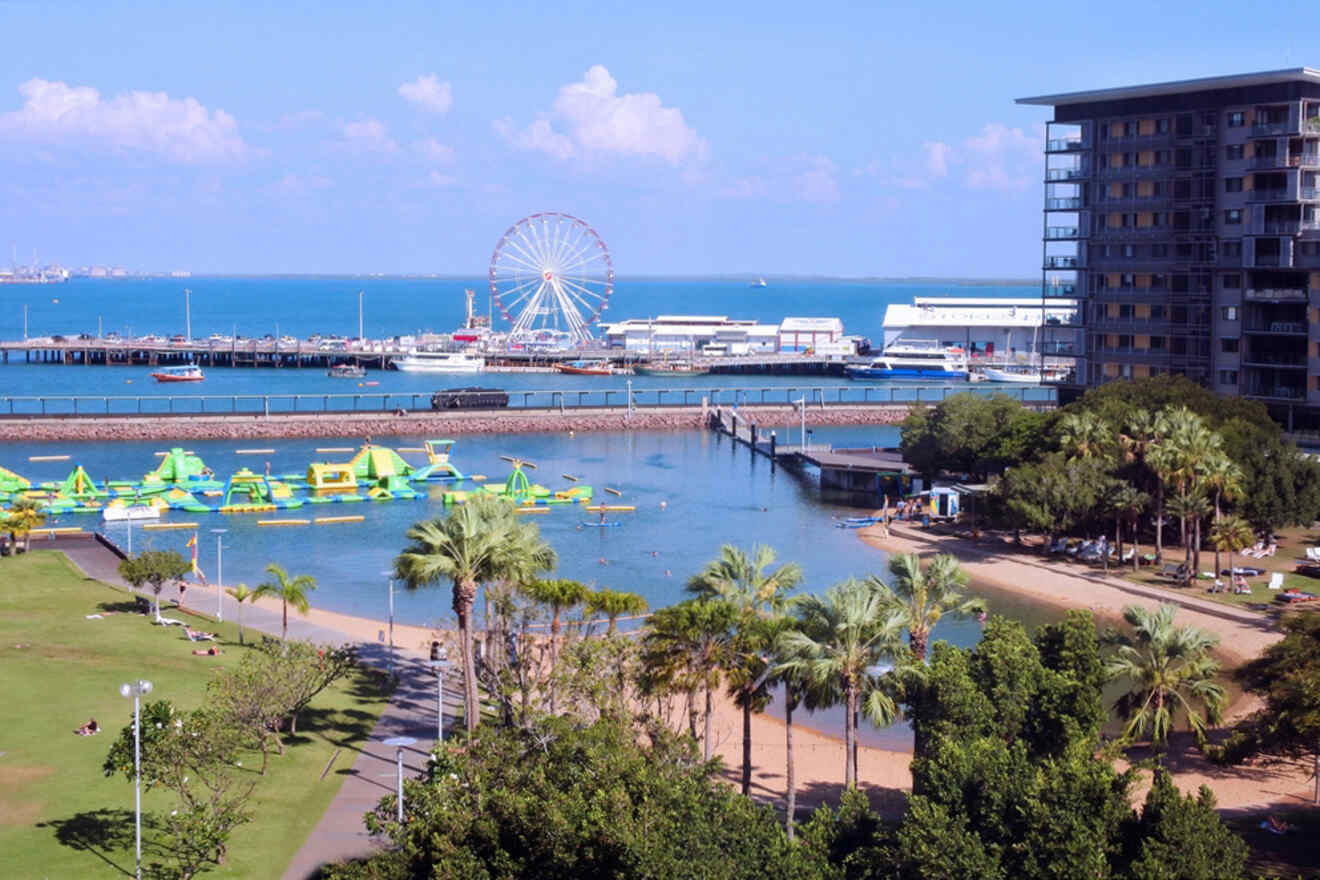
[49,534,461,879]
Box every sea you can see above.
[0,277,1053,747]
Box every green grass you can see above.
[0,550,390,878]
[1226,807,1320,879]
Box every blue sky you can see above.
[1,0,1317,276]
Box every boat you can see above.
[632,361,710,377]
[553,359,614,376]
[750,278,768,288]
[980,366,1042,383]
[102,502,161,522]
[150,364,205,383]
[844,340,968,380]
[392,350,485,374]
[328,363,366,378]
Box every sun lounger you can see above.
[1276,590,1318,604]
[1158,562,1187,580]
[1306,548,1320,562]
[155,616,185,626]
[1268,572,1284,591]
[185,627,215,642]
[1243,543,1265,558]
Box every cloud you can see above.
[422,170,457,187]
[398,74,453,114]
[794,156,839,203]
[414,137,456,164]
[341,118,397,153]
[496,65,706,165]
[716,155,839,204]
[0,77,248,162]
[269,173,333,196]
[923,141,950,178]
[856,123,1042,191]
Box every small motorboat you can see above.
[102,503,161,522]
[632,360,710,377]
[150,364,205,383]
[553,359,613,376]
[328,363,367,378]
[980,366,1043,383]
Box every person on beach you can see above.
[177,581,186,608]
[74,718,99,736]
[193,646,222,656]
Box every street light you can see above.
[381,736,417,823]
[211,529,228,622]
[119,679,154,880]
[794,397,806,448]
[428,642,454,744]
[380,570,395,679]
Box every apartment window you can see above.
[1124,121,1137,137]
[1221,241,1243,258]
[1122,244,1135,258]
[1225,177,1244,193]
[1151,304,1167,319]
[1221,306,1238,321]
[1155,150,1171,165]
[1122,273,1135,287]
[1156,118,1169,134]
[1224,209,1242,225]
[1300,240,1320,257]
[1227,111,1246,127]
[1218,370,1239,385]
[1099,123,1110,141]
[1150,335,1167,350]
[1152,244,1169,258]
[1226,144,1245,160]
[1223,273,1241,289]
[1221,337,1240,353]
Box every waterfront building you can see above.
[602,315,849,355]
[1018,68,1320,428]
[881,296,1079,358]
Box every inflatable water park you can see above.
[0,441,613,522]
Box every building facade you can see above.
[1018,68,1320,428]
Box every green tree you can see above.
[1105,604,1226,751]
[687,543,803,794]
[899,392,1048,480]
[252,561,316,642]
[117,549,191,618]
[774,578,906,789]
[871,552,983,660]
[1208,515,1253,587]
[5,496,45,552]
[520,577,588,712]
[640,598,737,759]
[1198,452,1244,577]
[1120,769,1248,879]
[1213,613,1320,804]
[1058,409,1114,461]
[226,583,252,645]
[1106,483,1150,571]
[584,587,648,634]
[255,638,358,735]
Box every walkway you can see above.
[48,534,461,879]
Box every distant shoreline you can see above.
[55,274,1040,286]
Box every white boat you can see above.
[102,504,161,522]
[845,340,968,380]
[392,350,485,374]
[750,277,768,288]
[981,366,1042,383]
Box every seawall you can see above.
[0,404,911,443]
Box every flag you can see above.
[186,533,199,573]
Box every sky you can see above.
[1,0,1318,277]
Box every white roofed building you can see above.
[882,297,1080,359]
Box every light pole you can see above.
[380,570,395,679]
[381,736,417,823]
[119,679,154,880]
[22,303,27,340]
[794,397,806,448]
[428,642,453,744]
[211,528,228,622]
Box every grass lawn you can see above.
[0,550,390,878]
[1226,807,1320,879]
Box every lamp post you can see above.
[211,529,228,622]
[380,570,395,679]
[794,397,806,448]
[428,643,453,744]
[119,679,154,880]
[381,736,417,823]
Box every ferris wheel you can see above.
[488,212,614,346]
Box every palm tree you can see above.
[521,578,588,713]
[641,598,736,759]
[1166,491,1211,581]
[1108,485,1149,571]
[1058,411,1113,461]
[395,496,550,735]
[773,579,907,789]
[584,588,648,634]
[687,544,803,794]
[1199,452,1244,578]
[870,552,982,661]
[252,563,316,641]
[5,497,45,553]
[1209,515,1255,589]
[1105,603,1226,752]
[484,513,558,667]
[226,583,253,645]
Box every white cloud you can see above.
[341,118,397,154]
[398,75,453,114]
[422,170,457,187]
[496,65,706,165]
[794,156,839,203]
[414,137,456,164]
[923,141,951,178]
[716,155,839,204]
[270,173,332,195]
[0,77,248,163]
[717,176,769,200]
[856,123,1042,191]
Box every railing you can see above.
[0,384,1058,417]
[1046,197,1083,210]
[1042,283,1077,297]
[1252,121,1293,137]
[1255,220,1301,235]
[1045,226,1080,239]
[1046,139,1084,152]
[1244,321,1308,334]
[1045,168,1087,181]
[1245,288,1308,301]
[1303,187,1320,200]
[1255,254,1282,266]
[1044,256,1080,268]
[1250,188,1289,201]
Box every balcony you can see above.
[1242,353,1308,367]
[1251,220,1300,235]
[1091,226,1168,239]
[1244,288,1308,301]
[1046,168,1087,181]
[1255,254,1282,266]
[1045,226,1080,239]
[1044,256,1080,269]
[1250,188,1290,202]
[1043,282,1077,297]
[1244,321,1308,334]
[1252,121,1294,137]
[1244,385,1307,400]
[1046,197,1083,210]
[1253,154,1287,169]
[1304,188,1320,200]
[1047,138,1085,152]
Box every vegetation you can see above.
[4,495,45,551]
[252,562,316,641]
[869,552,983,660]
[118,549,192,618]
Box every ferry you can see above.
[845,340,968,380]
[150,364,205,383]
[392,350,485,374]
[553,359,613,376]
[981,365,1042,384]
[632,361,710,377]
[327,363,367,378]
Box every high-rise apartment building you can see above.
[1018,69,1320,428]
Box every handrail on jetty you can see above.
[0,384,1055,418]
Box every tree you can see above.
[900,392,1048,480]
[208,651,293,774]
[5,497,45,552]
[1120,769,1248,879]
[1165,491,1211,578]
[1058,410,1114,461]
[520,578,588,713]
[687,543,803,794]
[1104,604,1226,752]
[1106,483,1150,571]
[1198,452,1244,578]
[226,583,252,645]
[329,718,828,880]
[584,587,648,634]
[395,496,556,736]
[871,552,983,661]
[252,562,316,641]
[994,452,1109,546]
[640,598,736,759]
[1208,515,1253,587]
[1213,613,1320,804]
[118,550,191,619]
[774,579,907,789]
[255,638,358,735]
